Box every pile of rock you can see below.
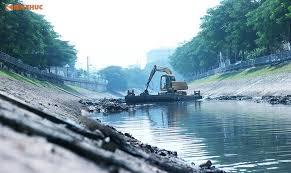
[122,132,225,173]
[262,95,291,105]
[211,95,253,101]
[79,98,129,113]
[209,94,291,105]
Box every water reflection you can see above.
[94,101,291,172]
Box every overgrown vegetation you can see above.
[170,0,291,77]
[0,0,77,69]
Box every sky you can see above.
[23,0,220,70]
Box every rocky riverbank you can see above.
[0,74,226,173]
[79,98,129,113]
[208,95,291,105]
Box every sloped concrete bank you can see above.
[190,72,291,97]
[189,64,291,101]
[0,75,225,173]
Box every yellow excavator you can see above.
[125,65,202,104]
[142,65,188,95]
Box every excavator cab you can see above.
[160,75,176,91]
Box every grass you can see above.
[0,69,83,94]
[191,62,291,85]
[0,69,50,87]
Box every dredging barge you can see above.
[125,91,202,104]
[125,65,202,104]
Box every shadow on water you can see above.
[94,101,291,173]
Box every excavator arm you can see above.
[144,65,172,93]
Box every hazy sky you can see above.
[24,0,220,69]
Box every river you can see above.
[93,100,291,172]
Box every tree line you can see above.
[98,66,146,91]
[0,0,77,69]
[170,0,291,77]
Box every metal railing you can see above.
[192,51,291,80]
[0,51,107,86]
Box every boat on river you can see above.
[125,91,202,104]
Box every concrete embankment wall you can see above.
[189,63,291,97]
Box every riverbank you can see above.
[207,95,291,105]
[189,62,291,98]
[0,69,116,123]
[0,70,225,173]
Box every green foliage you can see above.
[200,0,258,59]
[170,0,291,77]
[122,67,147,89]
[98,66,128,91]
[287,6,291,18]
[170,36,217,76]
[0,1,77,68]
[247,0,291,53]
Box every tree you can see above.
[200,0,258,62]
[170,0,291,77]
[0,0,77,68]
[170,36,217,76]
[288,5,291,45]
[98,66,128,91]
[247,0,291,54]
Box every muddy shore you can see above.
[0,76,225,173]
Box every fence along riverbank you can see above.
[192,51,291,80]
[0,51,107,92]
